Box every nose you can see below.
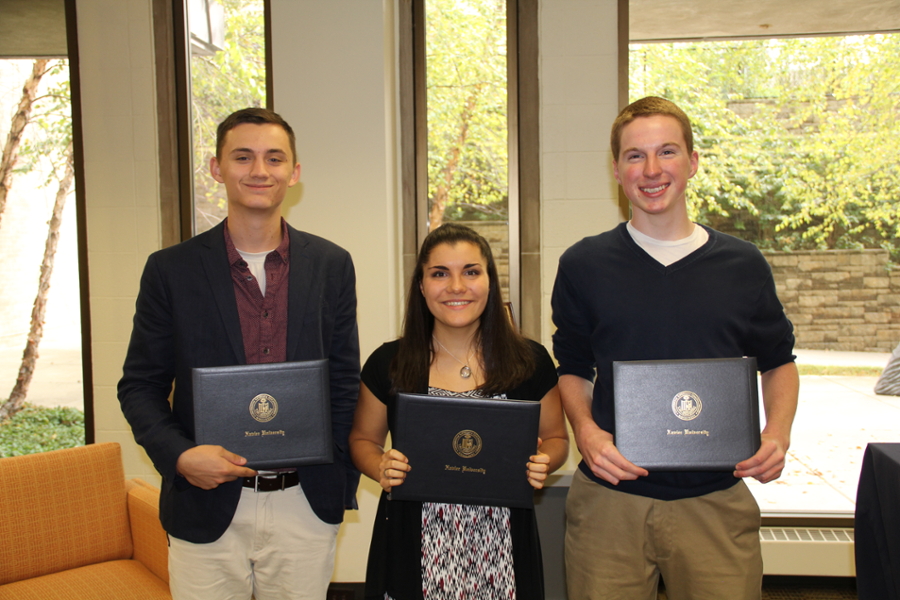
[643,154,661,177]
[250,156,268,178]
[447,273,465,293]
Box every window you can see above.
[630,34,900,519]
[186,0,267,235]
[0,3,86,455]
[403,0,540,336]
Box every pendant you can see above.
[459,365,472,379]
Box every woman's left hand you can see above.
[527,438,552,489]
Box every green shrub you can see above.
[0,404,85,457]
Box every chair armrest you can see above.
[126,479,169,584]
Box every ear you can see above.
[688,151,699,179]
[289,162,301,187]
[612,159,621,186]
[210,156,224,183]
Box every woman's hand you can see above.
[526,438,551,489]
[379,448,411,492]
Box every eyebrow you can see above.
[427,263,482,270]
[623,141,682,154]
[229,147,289,156]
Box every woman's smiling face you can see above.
[420,241,490,335]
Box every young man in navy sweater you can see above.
[552,96,799,600]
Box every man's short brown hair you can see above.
[610,96,693,161]
[215,107,297,164]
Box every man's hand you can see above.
[736,362,798,483]
[575,421,648,485]
[175,445,258,490]
[735,432,789,483]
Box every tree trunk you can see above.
[428,85,482,229]
[0,59,49,229]
[0,142,74,421]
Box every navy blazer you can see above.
[118,221,361,543]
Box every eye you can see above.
[464,268,482,277]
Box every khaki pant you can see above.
[168,485,340,600]
[565,469,763,600]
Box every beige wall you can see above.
[79,0,164,484]
[539,0,624,474]
[77,0,622,583]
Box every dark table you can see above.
[855,443,900,600]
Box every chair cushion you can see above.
[0,560,170,600]
[0,443,132,584]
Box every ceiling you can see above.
[630,0,900,42]
[0,0,67,58]
[1,0,899,58]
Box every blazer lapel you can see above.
[286,226,320,360]
[199,223,246,363]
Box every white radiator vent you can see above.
[760,527,855,543]
[759,527,856,576]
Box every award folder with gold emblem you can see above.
[390,392,541,508]
[612,357,760,470]
[192,360,333,470]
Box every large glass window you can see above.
[630,34,900,518]
[424,0,512,300]
[0,57,84,455]
[186,0,266,235]
[410,0,540,330]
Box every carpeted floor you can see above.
[657,576,858,599]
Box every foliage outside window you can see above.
[424,0,512,298]
[190,0,265,234]
[631,34,900,259]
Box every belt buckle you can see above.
[253,473,283,492]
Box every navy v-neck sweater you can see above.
[552,223,795,500]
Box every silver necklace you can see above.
[432,335,473,379]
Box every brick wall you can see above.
[764,249,900,352]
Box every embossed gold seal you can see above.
[452,430,482,458]
[249,393,278,423]
[672,391,702,421]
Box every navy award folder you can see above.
[612,357,761,470]
[390,392,541,508]
[192,359,333,470]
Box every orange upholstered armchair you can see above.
[0,442,171,599]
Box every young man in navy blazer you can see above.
[118,107,360,599]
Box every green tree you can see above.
[426,0,508,228]
[630,35,900,256]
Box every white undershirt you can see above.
[237,249,271,296]
[626,221,709,267]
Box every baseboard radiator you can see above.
[760,527,856,576]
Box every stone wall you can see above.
[764,249,900,352]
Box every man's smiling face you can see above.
[210,122,301,216]
[613,114,698,223]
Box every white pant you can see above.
[168,484,340,600]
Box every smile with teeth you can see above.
[444,300,471,307]
[641,183,669,194]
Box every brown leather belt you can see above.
[242,471,299,492]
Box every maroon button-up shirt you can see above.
[223,218,290,364]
